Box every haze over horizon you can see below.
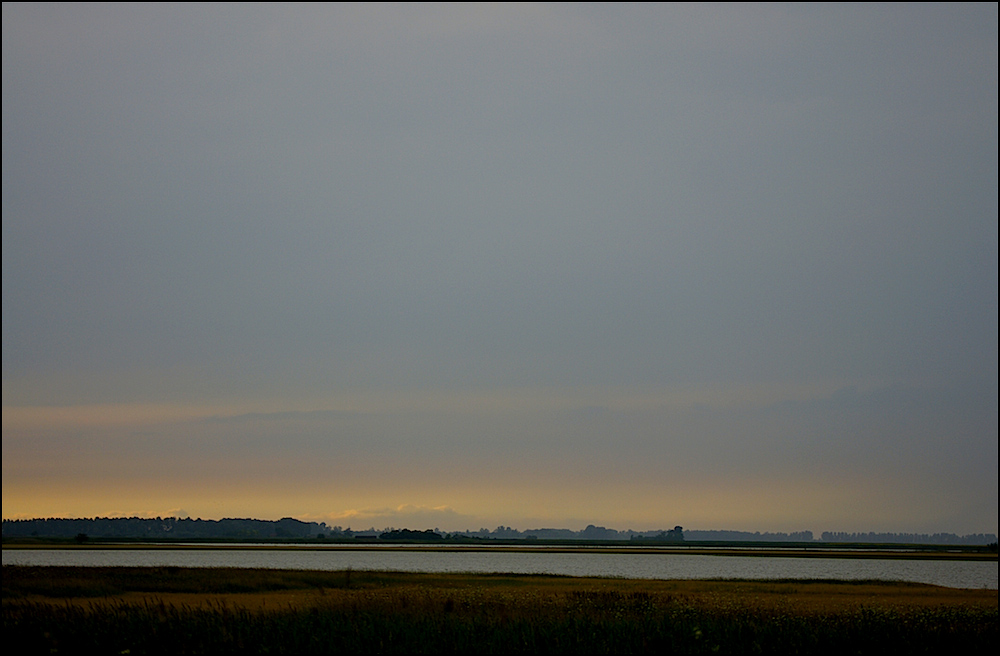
[3,4,997,536]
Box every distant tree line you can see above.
[819,531,997,545]
[2,517,328,540]
[442,525,685,541]
[684,530,815,542]
[378,528,443,541]
[6,518,994,546]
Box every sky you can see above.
[3,4,997,535]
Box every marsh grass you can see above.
[4,567,996,654]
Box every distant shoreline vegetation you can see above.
[2,518,996,546]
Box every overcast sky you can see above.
[3,4,996,535]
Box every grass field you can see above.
[4,566,997,654]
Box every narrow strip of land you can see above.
[4,541,996,560]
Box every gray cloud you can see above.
[3,4,996,533]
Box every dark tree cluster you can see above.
[2,517,328,540]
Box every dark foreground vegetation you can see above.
[4,566,997,654]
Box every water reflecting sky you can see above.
[4,549,996,590]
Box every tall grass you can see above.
[4,567,996,654]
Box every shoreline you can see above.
[3,541,997,561]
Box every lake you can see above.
[4,547,996,590]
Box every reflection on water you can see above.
[3,548,996,590]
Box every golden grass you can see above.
[6,568,995,614]
[6,568,996,654]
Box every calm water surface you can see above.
[4,548,996,590]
